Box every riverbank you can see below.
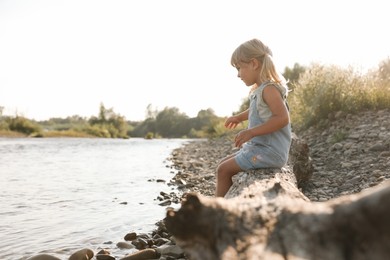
[0,130,27,137]
[168,109,390,201]
[156,109,390,259]
[25,109,390,259]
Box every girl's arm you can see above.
[225,109,249,129]
[234,85,289,147]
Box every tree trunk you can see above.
[164,135,390,260]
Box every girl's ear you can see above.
[251,58,260,70]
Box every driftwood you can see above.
[164,134,390,260]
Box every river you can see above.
[0,137,189,259]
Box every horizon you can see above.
[1,0,389,121]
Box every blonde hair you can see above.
[231,38,288,94]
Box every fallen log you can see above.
[164,135,390,260]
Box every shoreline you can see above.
[107,107,390,258]
[23,108,390,259]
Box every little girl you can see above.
[216,38,291,197]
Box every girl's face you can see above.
[235,60,260,87]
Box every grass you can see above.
[0,130,27,138]
[0,129,95,138]
[42,130,95,138]
[288,61,390,131]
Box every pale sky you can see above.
[1,0,389,121]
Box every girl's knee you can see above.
[217,162,239,180]
[216,164,229,180]
[216,164,224,178]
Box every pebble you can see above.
[120,248,160,260]
[117,241,134,249]
[124,232,138,241]
[96,254,116,260]
[27,254,61,260]
[68,248,94,260]
[299,109,390,200]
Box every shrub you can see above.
[6,116,42,135]
[144,132,154,139]
[288,63,390,130]
[82,125,111,138]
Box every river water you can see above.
[0,137,189,260]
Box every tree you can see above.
[283,63,306,91]
[145,104,158,119]
[193,108,219,130]
[155,107,190,138]
[89,103,128,138]
[129,118,156,137]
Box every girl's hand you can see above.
[234,129,253,148]
[225,116,241,129]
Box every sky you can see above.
[0,0,389,121]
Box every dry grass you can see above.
[42,130,95,138]
[288,63,390,130]
[0,130,27,138]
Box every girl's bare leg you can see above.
[218,153,236,165]
[215,157,242,197]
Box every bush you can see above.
[288,63,390,130]
[6,116,42,135]
[82,125,111,138]
[0,120,9,131]
[144,132,155,139]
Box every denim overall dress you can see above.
[234,82,292,170]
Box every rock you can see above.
[27,254,61,260]
[369,143,387,151]
[96,249,110,255]
[68,248,94,260]
[131,237,148,250]
[124,232,137,241]
[120,248,160,260]
[95,249,114,260]
[96,254,116,260]
[158,200,172,206]
[155,244,185,258]
[117,241,134,249]
[153,237,170,246]
[379,151,390,157]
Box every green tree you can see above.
[107,113,128,138]
[129,118,156,137]
[145,104,158,119]
[88,103,128,138]
[155,107,190,138]
[192,108,219,130]
[283,63,306,91]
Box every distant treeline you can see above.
[0,103,233,139]
[1,58,389,138]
